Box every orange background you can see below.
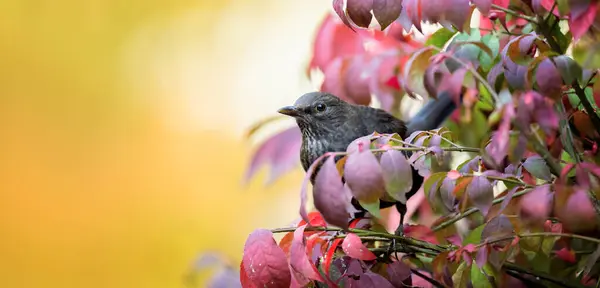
[0,1,330,287]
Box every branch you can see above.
[514,120,562,177]
[490,4,538,24]
[432,188,533,231]
[502,262,588,288]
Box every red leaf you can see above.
[404,224,439,244]
[372,0,403,30]
[289,225,324,285]
[324,238,343,276]
[278,232,294,258]
[297,211,327,228]
[309,14,364,72]
[344,149,386,203]
[467,176,494,217]
[342,233,378,260]
[535,58,563,99]
[556,247,577,263]
[487,103,515,165]
[544,220,563,233]
[569,1,599,40]
[244,127,302,184]
[313,156,352,230]
[519,184,552,223]
[242,229,291,287]
[240,260,257,288]
[347,0,374,28]
[380,149,413,203]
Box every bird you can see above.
[277,91,458,236]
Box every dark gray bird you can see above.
[277,91,458,235]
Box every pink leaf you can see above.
[347,0,374,28]
[561,188,598,232]
[467,176,494,216]
[482,215,514,243]
[344,149,386,203]
[242,229,291,287]
[300,153,332,224]
[569,1,598,40]
[313,156,352,230]
[244,127,301,184]
[289,225,324,285]
[519,184,552,223]
[342,233,377,260]
[372,0,403,30]
[333,0,355,30]
[380,149,413,203]
[476,245,489,268]
[486,103,514,164]
[343,55,373,105]
[309,14,364,72]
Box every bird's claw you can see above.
[385,223,407,260]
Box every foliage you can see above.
[235,0,600,287]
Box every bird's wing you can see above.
[405,91,458,136]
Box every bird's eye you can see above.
[314,103,326,112]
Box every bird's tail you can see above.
[405,91,458,136]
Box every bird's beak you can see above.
[277,105,301,117]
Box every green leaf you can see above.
[556,0,570,16]
[553,55,582,85]
[463,224,485,245]
[522,155,553,181]
[480,34,500,71]
[452,262,470,287]
[359,199,381,218]
[426,27,457,49]
[550,24,572,54]
[470,264,494,288]
[424,172,447,200]
[403,47,434,97]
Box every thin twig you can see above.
[503,262,587,288]
[411,269,445,288]
[572,81,600,136]
[491,4,538,24]
[432,188,533,231]
[479,232,600,248]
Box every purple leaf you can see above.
[333,0,355,30]
[347,271,396,288]
[487,103,515,165]
[372,0,403,30]
[342,233,377,260]
[347,135,373,153]
[467,176,494,217]
[387,261,412,287]
[519,184,552,222]
[289,225,324,285]
[380,149,413,203]
[440,177,458,212]
[475,246,489,269]
[344,149,386,203]
[245,127,302,185]
[347,0,374,28]
[313,156,352,230]
[522,155,552,181]
[535,58,563,99]
[473,0,492,15]
[500,187,518,212]
[459,156,481,174]
[242,229,291,287]
[481,214,514,242]
[207,268,242,288]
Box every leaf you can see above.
[486,102,515,165]
[481,215,514,243]
[535,57,563,99]
[347,0,374,28]
[451,261,470,287]
[569,1,598,40]
[463,224,485,245]
[467,176,494,216]
[289,225,325,285]
[342,233,377,260]
[425,27,457,49]
[240,260,257,288]
[372,0,402,30]
[348,271,396,287]
[244,127,302,184]
[522,155,552,181]
[476,245,489,268]
[333,0,355,30]
[402,47,434,98]
[297,211,327,228]
[553,55,583,85]
[358,198,382,218]
[555,247,576,263]
[519,184,552,223]
[387,261,412,287]
[380,149,413,203]
[583,245,600,275]
[242,229,291,287]
[473,0,492,15]
[313,157,352,230]
[499,187,518,212]
[470,263,493,288]
[324,238,343,277]
[344,149,386,203]
[559,188,598,232]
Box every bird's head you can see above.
[277,92,351,133]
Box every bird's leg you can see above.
[386,203,408,260]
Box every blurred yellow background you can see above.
[0,1,331,287]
